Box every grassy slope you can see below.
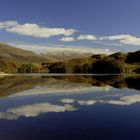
[47,51,140,74]
[0,43,139,74]
[0,43,49,72]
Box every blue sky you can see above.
[0,0,140,53]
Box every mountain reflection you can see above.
[0,75,139,98]
[0,74,139,120]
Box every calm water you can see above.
[0,75,140,140]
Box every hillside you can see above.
[41,48,99,62]
[0,43,109,72]
[0,43,48,63]
[46,51,140,74]
[0,43,139,74]
[0,43,49,72]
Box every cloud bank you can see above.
[100,34,140,46]
[77,34,97,41]
[0,21,77,38]
[1,21,140,48]
[76,34,140,46]
[59,37,75,42]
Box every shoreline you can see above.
[0,73,140,76]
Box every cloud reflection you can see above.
[0,103,76,120]
[8,103,76,117]
[1,93,140,120]
[78,100,97,105]
[77,94,140,106]
[61,99,75,104]
[0,112,17,120]
[106,94,140,106]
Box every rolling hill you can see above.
[0,43,139,74]
[0,43,49,72]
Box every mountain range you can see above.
[0,43,140,74]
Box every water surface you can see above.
[0,75,140,140]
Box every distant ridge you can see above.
[0,43,139,74]
[0,43,48,63]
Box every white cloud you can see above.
[77,34,97,41]
[0,21,77,38]
[60,37,75,42]
[2,21,140,47]
[99,35,132,40]
[7,23,77,38]
[78,34,140,46]
[100,34,140,46]
[0,21,18,29]
[120,36,140,46]
[7,103,76,118]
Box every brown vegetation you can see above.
[0,43,139,74]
